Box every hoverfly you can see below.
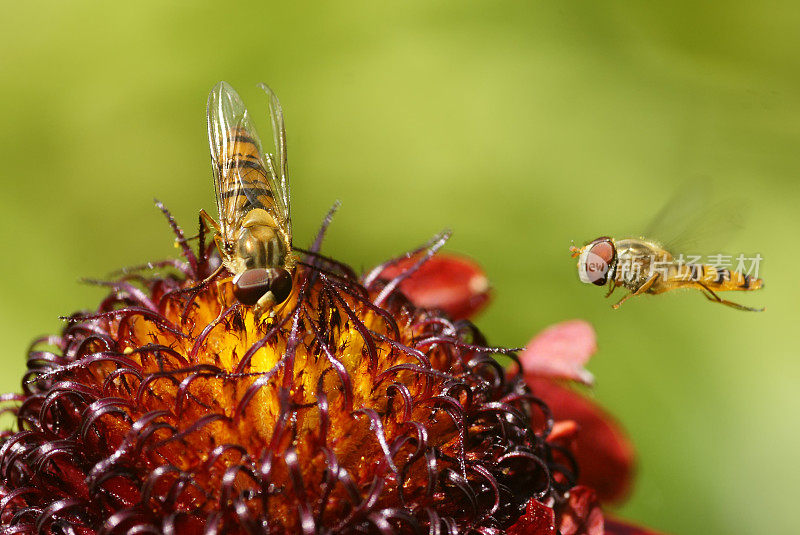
[200,81,295,315]
[570,191,765,312]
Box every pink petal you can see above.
[507,498,557,535]
[604,518,667,535]
[528,378,635,504]
[520,320,597,385]
[556,486,604,535]
[375,253,490,320]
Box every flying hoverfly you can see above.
[200,81,295,315]
[570,189,765,312]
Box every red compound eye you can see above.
[269,269,293,304]
[233,269,272,305]
[233,268,293,306]
[583,238,616,286]
[589,240,614,265]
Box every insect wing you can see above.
[207,82,290,243]
[257,83,291,235]
[641,180,746,256]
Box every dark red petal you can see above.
[376,253,490,320]
[507,498,556,535]
[520,320,596,385]
[556,486,604,535]
[528,378,635,504]
[604,517,667,535]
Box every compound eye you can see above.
[589,239,615,265]
[579,238,616,286]
[270,269,293,304]
[233,269,272,306]
[232,268,294,306]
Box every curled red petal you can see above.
[557,486,604,535]
[520,320,596,385]
[375,253,490,320]
[528,378,635,504]
[604,517,667,535]
[507,498,556,535]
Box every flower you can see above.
[0,205,661,534]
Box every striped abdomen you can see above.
[665,263,763,291]
[217,127,276,221]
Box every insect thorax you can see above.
[614,239,670,290]
[232,222,288,273]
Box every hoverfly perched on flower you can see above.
[200,81,295,316]
[570,189,765,312]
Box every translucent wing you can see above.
[642,180,746,255]
[257,83,291,230]
[206,81,291,244]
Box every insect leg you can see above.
[611,291,634,309]
[212,234,229,259]
[611,274,659,309]
[605,282,617,298]
[178,210,221,244]
[201,263,225,285]
[176,218,227,291]
[697,282,765,312]
[215,275,236,309]
[194,212,232,298]
[199,209,221,234]
[176,263,226,298]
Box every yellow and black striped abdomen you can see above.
[664,263,763,292]
[217,127,277,225]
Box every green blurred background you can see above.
[1,2,797,533]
